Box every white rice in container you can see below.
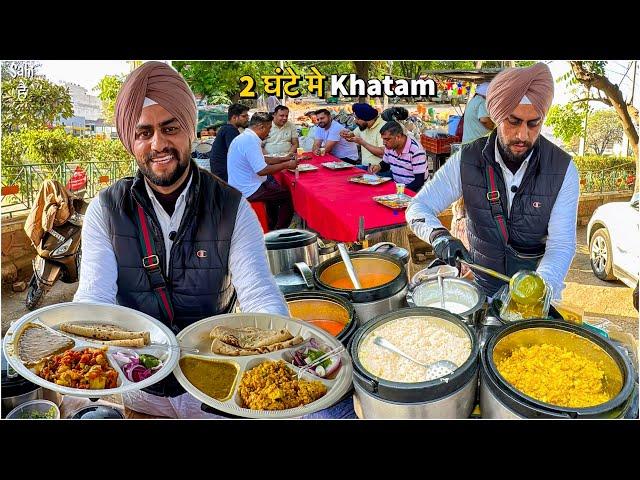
[358,316,471,383]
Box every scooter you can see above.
[25,195,88,310]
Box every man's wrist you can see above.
[429,228,450,244]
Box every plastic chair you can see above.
[250,201,269,233]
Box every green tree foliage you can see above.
[94,74,124,125]
[586,110,624,155]
[1,128,133,195]
[174,61,359,102]
[174,61,282,102]
[545,103,587,154]
[1,76,73,132]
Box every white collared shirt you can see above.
[74,170,288,316]
[406,137,580,299]
[227,128,268,198]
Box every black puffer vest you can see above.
[460,131,571,296]
[100,162,242,396]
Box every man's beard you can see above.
[138,147,190,187]
[357,123,367,131]
[497,131,535,163]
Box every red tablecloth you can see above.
[275,153,415,242]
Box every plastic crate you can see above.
[420,134,461,154]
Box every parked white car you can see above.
[587,192,639,309]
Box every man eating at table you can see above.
[227,112,297,230]
[368,121,427,192]
[312,109,359,164]
[341,102,385,169]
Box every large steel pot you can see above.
[407,277,486,327]
[314,252,409,325]
[480,319,636,418]
[264,229,319,275]
[349,307,479,419]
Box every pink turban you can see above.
[486,63,554,125]
[115,61,197,156]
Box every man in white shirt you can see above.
[73,62,290,418]
[312,109,359,164]
[227,111,297,230]
[407,63,579,300]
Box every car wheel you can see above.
[590,228,616,281]
[634,283,638,311]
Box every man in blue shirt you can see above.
[462,82,495,143]
[312,109,359,164]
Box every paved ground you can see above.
[563,226,638,341]
[1,281,78,336]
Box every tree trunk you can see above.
[353,61,371,103]
[569,62,639,158]
[569,61,640,193]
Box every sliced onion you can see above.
[132,367,153,382]
[123,362,145,381]
[113,350,138,364]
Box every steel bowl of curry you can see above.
[314,252,407,302]
[285,291,357,345]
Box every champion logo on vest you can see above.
[532,201,542,208]
[196,249,207,258]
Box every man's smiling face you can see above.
[133,104,191,187]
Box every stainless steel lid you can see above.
[264,229,318,250]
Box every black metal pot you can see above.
[480,319,636,418]
[349,307,479,418]
[314,252,409,325]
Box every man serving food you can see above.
[406,63,580,300]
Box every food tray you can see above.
[373,193,412,209]
[288,163,318,172]
[349,174,392,185]
[173,313,353,419]
[322,161,354,170]
[2,302,180,398]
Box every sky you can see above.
[35,59,639,108]
[38,60,132,93]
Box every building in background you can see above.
[57,82,106,136]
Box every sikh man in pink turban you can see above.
[73,61,356,420]
[407,63,579,300]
